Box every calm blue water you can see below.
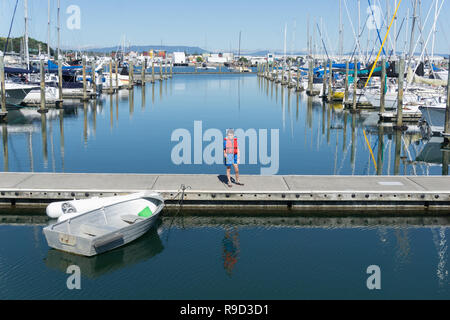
[0,74,447,175]
[0,219,448,299]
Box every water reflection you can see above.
[222,226,240,276]
[44,225,164,279]
[0,75,448,175]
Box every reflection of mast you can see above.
[394,229,411,266]
[50,114,56,172]
[431,227,448,289]
[41,113,48,169]
[2,123,8,172]
[110,95,113,130]
[351,114,356,175]
[129,89,134,118]
[83,102,88,146]
[92,101,97,134]
[28,131,33,172]
[281,84,285,131]
[394,131,402,175]
[59,109,64,172]
[141,85,146,110]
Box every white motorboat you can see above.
[22,86,58,105]
[419,102,446,135]
[2,82,37,106]
[43,192,164,256]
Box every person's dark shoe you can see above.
[227,181,233,188]
[235,181,244,186]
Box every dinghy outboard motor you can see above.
[46,201,77,219]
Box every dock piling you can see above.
[91,60,97,98]
[322,61,327,99]
[307,59,313,95]
[0,54,7,120]
[327,60,332,102]
[129,60,134,89]
[56,56,63,107]
[141,59,146,86]
[395,58,405,130]
[444,56,450,143]
[380,58,386,113]
[152,60,155,83]
[82,56,88,101]
[344,61,349,102]
[39,57,47,113]
[352,58,358,112]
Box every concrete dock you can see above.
[0,173,449,213]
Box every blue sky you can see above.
[1,0,450,54]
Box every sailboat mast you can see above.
[283,23,287,61]
[357,0,361,61]
[57,0,61,58]
[431,0,438,60]
[394,0,398,57]
[48,0,51,58]
[24,0,29,68]
[408,0,418,63]
[339,0,343,58]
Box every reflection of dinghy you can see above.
[43,192,164,256]
[44,225,164,278]
[46,192,155,221]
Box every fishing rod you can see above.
[4,0,19,53]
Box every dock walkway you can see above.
[0,173,449,213]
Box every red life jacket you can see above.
[224,137,238,155]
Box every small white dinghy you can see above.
[43,192,164,256]
[47,192,151,222]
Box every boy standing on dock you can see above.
[224,129,244,188]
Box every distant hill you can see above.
[0,36,53,55]
[89,45,207,54]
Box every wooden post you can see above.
[129,60,134,89]
[82,56,88,101]
[380,58,386,113]
[164,60,167,79]
[444,56,450,141]
[344,61,349,103]
[170,61,173,78]
[308,59,313,95]
[287,61,292,87]
[56,55,63,107]
[40,57,46,111]
[219,64,222,74]
[327,60,332,102]
[109,59,113,93]
[91,60,96,98]
[0,54,6,116]
[160,60,163,80]
[352,58,358,111]
[115,60,118,90]
[152,60,155,83]
[296,64,300,91]
[322,61,327,99]
[141,59,146,86]
[396,58,405,129]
